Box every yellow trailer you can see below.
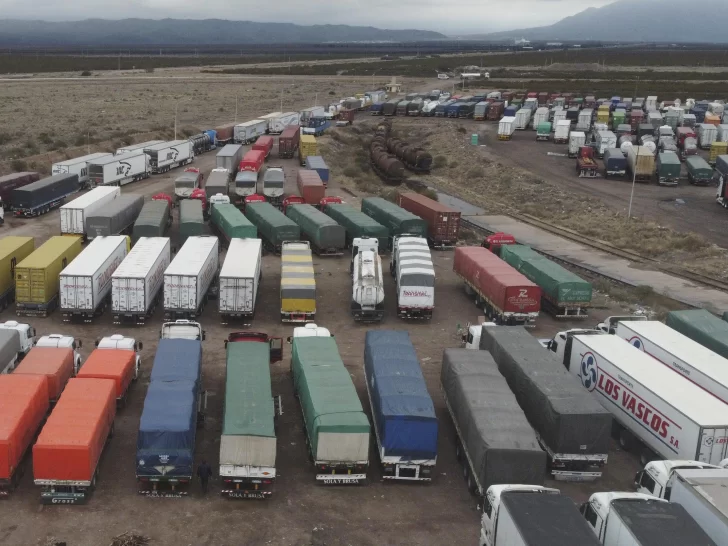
[0,236,35,309]
[280,241,315,323]
[298,135,318,166]
[16,235,82,316]
[710,141,728,165]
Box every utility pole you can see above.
[235,95,238,123]
[87,131,90,155]
[628,146,639,218]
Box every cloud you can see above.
[0,0,615,34]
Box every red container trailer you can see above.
[252,135,274,158]
[296,170,325,205]
[453,246,540,326]
[239,150,265,173]
[215,122,237,145]
[396,192,461,248]
[538,92,548,106]
[0,374,49,495]
[0,172,40,207]
[278,125,300,159]
[76,349,136,403]
[487,102,505,121]
[13,347,75,405]
[527,92,538,99]
[629,110,645,132]
[32,378,116,504]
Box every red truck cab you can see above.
[242,193,266,212]
[482,232,516,256]
[239,150,266,173]
[282,195,305,215]
[152,192,174,208]
[577,147,598,178]
[318,196,343,210]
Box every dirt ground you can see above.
[0,138,649,546]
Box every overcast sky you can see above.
[0,0,616,34]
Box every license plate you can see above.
[318,475,365,485]
[227,491,267,499]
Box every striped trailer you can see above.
[280,241,316,323]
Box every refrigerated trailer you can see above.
[665,469,728,546]
[111,237,171,325]
[218,238,261,324]
[144,140,194,174]
[163,236,219,320]
[52,152,113,189]
[88,151,149,187]
[60,186,120,238]
[59,235,129,322]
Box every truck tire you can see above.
[618,429,634,451]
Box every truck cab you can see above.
[595,314,648,334]
[635,460,720,499]
[351,237,384,322]
[544,328,604,366]
[351,236,378,273]
[481,232,516,256]
[462,321,497,350]
[261,166,284,206]
[0,320,36,358]
[289,323,332,340]
[95,334,143,380]
[160,320,206,341]
[208,193,231,209]
[36,334,82,374]
[480,484,561,546]
[580,492,666,542]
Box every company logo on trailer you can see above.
[116,161,132,176]
[170,148,179,160]
[627,336,645,351]
[403,290,429,297]
[579,352,599,391]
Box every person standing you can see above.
[197,460,212,495]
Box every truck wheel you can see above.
[618,429,634,451]
[91,471,98,489]
[109,422,115,439]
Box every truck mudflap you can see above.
[220,311,254,326]
[605,169,627,178]
[36,479,94,505]
[113,310,153,326]
[351,302,384,323]
[137,476,191,497]
[315,469,367,485]
[541,297,589,320]
[657,178,679,187]
[281,311,315,323]
[538,433,607,482]
[16,296,58,318]
[221,472,275,499]
[397,306,433,320]
[463,281,537,327]
[430,238,457,250]
[61,304,108,323]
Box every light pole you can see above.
[628,145,639,218]
[175,98,190,140]
[372,70,378,88]
[235,95,239,123]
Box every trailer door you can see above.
[698,426,728,464]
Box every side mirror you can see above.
[30,328,36,338]
[202,331,206,341]
[94,338,100,347]
[224,340,228,348]
[286,336,292,343]
[138,341,143,351]
[77,339,83,348]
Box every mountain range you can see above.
[480,0,728,43]
[0,19,446,46]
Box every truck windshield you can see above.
[176,180,195,188]
[264,179,284,188]
[235,173,257,188]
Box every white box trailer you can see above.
[219,238,261,323]
[60,186,120,237]
[52,152,113,188]
[515,108,532,130]
[569,131,586,157]
[300,106,326,123]
[88,150,149,187]
[596,131,617,157]
[111,237,171,325]
[498,117,516,140]
[567,334,728,465]
[577,109,593,131]
[269,112,300,134]
[258,111,282,130]
[532,107,549,129]
[144,140,194,174]
[616,320,728,405]
[233,120,268,144]
[667,469,728,546]
[164,236,219,320]
[115,140,164,155]
[59,235,129,322]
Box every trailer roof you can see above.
[216,144,243,157]
[61,186,118,210]
[575,334,728,424]
[60,236,127,276]
[113,237,168,278]
[90,150,144,165]
[165,236,217,276]
[611,499,716,546]
[502,492,601,546]
[54,152,112,167]
[675,468,728,515]
[220,238,261,279]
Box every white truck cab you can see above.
[480,484,561,546]
[0,320,36,358]
[36,334,83,374]
[209,193,231,208]
[160,320,206,341]
[351,237,384,322]
[595,314,648,334]
[635,460,722,498]
[544,328,604,363]
[462,321,497,350]
[95,334,143,380]
[580,492,665,541]
[290,323,331,339]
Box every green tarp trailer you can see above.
[360,197,427,241]
[667,309,728,359]
[291,336,370,474]
[686,156,714,185]
[132,200,170,243]
[286,204,345,255]
[245,202,300,253]
[323,203,389,249]
[499,244,543,271]
[179,199,205,244]
[656,152,681,186]
[211,203,257,245]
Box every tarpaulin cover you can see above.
[0,329,20,371]
[364,330,437,460]
[667,309,728,359]
[286,204,345,250]
[179,199,205,241]
[324,203,389,250]
[33,378,116,482]
[291,337,370,460]
[136,380,197,478]
[361,197,427,237]
[76,349,135,398]
[441,348,546,490]
[149,339,201,385]
[0,374,48,479]
[211,203,256,241]
[479,326,611,455]
[133,200,169,242]
[14,347,74,402]
[246,202,300,247]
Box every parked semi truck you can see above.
[351,238,384,322]
[132,200,171,243]
[635,459,723,499]
[220,332,282,498]
[94,334,143,380]
[88,151,149,187]
[210,204,256,247]
[479,326,611,481]
[60,186,120,238]
[164,236,219,320]
[219,238,262,324]
[173,169,203,203]
[286,203,345,256]
[136,337,204,496]
[32,377,116,504]
[361,197,427,243]
[580,492,716,545]
[85,194,143,241]
[666,309,728,360]
[11,173,80,217]
[480,485,601,546]
[76,346,137,406]
[52,153,113,189]
[365,331,437,480]
[441,349,547,502]
[245,201,300,254]
[323,202,388,249]
[16,236,83,317]
[290,324,370,483]
[397,192,460,248]
[59,235,128,322]
[0,320,36,360]
[454,246,540,326]
[562,334,728,466]
[392,235,435,319]
[0,236,35,310]
[280,241,315,323]
[144,140,194,174]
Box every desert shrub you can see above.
[343,166,359,178]
[467,167,485,180]
[11,159,27,171]
[433,155,447,169]
[80,70,92,77]
[421,188,438,201]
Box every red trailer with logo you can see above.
[396,192,460,248]
[252,136,274,158]
[482,232,516,255]
[278,125,300,159]
[453,246,540,326]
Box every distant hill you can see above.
[0,18,446,46]
[480,0,728,43]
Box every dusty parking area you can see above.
[0,140,645,546]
